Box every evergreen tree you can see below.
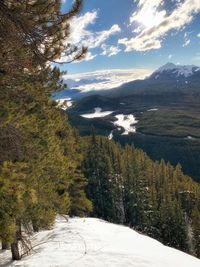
[82,135,200,257]
[0,0,91,260]
[191,206,200,257]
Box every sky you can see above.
[59,0,200,91]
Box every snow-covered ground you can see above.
[81,107,113,118]
[114,114,138,135]
[1,216,200,267]
[108,131,114,140]
[147,108,158,112]
[56,98,73,110]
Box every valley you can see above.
[63,63,200,182]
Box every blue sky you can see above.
[59,0,200,91]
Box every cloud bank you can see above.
[63,68,152,92]
[101,44,121,57]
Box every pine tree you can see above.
[191,206,200,257]
[83,135,111,219]
[0,0,86,74]
[82,135,200,256]
[0,0,91,260]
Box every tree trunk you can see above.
[185,213,195,254]
[11,219,22,261]
[11,242,21,260]
[32,223,39,232]
[1,241,10,250]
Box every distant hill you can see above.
[53,63,200,101]
[102,63,200,97]
[65,63,200,183]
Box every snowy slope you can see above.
[153,62,200,78]
[1,216,200,267]
[81,107,113,118]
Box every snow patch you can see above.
[114,114,138,135]
[81,107,113,119]
[147,108,158,112]
[108,131,113,140]
[56,98,73,110]
[1,216,200,267]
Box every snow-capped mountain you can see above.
[100,62,200,97]
[2,216,200,267]
[53,63,200,102]
[150,62,200,80]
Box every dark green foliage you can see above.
[0,0,91,261]
[68,92,200,183]
[191,207,200,257]
[116,133,200,183]
[82,135,200,257]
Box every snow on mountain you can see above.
[148,108,159,112]
[113,114,138,135]
[55,98,73,110]
[81,107,113,118]
[153,62,200,78]
[1,216,200,267]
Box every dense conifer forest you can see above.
[82,135,200,257]
[0,0,200,262]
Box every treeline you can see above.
[82,134,200,257]
[0,0,91,260]
[1,0,200,262]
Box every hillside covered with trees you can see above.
[82,135,200,257]
[0,0,200,263]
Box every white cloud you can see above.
[63,68,152,92]
[168,54,172,59]
[59,11,121,62]
[69,11,121,48]
[119,0,200,52]
[84,52,97,61]
[130,0,166,29]
[88,25,121,49]
[197,33,200,38]
[182,31,191,47]
[101,44,121,57]
[183,38,191,47]
[72,52,97,63]
[68,11,97,44]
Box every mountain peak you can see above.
[153,62,199,78]
[157,62,176,71]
